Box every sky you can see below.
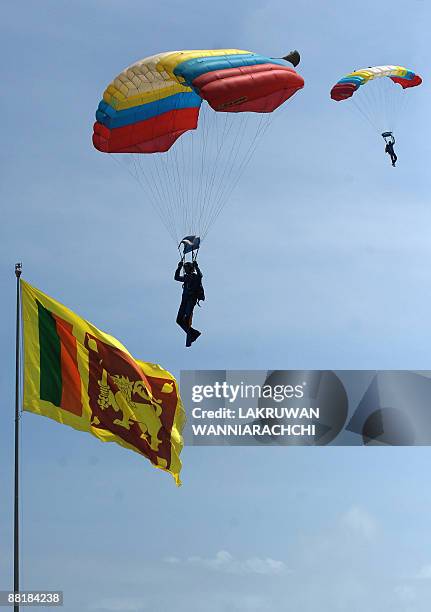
[1,0,431,610]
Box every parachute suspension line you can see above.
[200,107,226,227]
[110,153,178,244]
[199,94,275,238]
[165,136,186,242]
[180,120,194,236]
[139,154,177,243]
[382,79,391,131]
[200,104,225,229]
[196,103,211,234]
[350,95,378,132]
[199,114,240,238]
[378,78,391,130]
[178,93,193,235]
[358,86,378,128]
[200,112,251,238]
[387,83,408,133]
[156,153,178,241]
[205,87,288,237]
[178,130,190,236]
[361,78,385,129]
[186,124,196,236]
[349,82,380,133]
[198,107,245,236]
[201,107,233,229]
[137,148,178,242]
[194,106,212,234]
[171,134,187,237]
[189,113,195,234]
[385,82,395,130]
[144,153,178,243]
[202,108,274,239]
[137,153,178,244]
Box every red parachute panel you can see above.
[193,64,304,112]
[330,83,357,101]
[92,107,200,153]
[390,74,423,89]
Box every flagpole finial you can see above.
[15,263,22,278]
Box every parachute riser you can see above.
[178,247,200,264]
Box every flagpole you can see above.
[14,262,22,612]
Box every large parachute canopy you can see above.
[330,65,422,137]
[93,49,304,246]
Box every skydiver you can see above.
[385,137,397,167]
[175,260,204,347]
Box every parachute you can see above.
[330,65,422,139]
[93,49,304,252]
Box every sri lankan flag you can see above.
[22,280,185,485]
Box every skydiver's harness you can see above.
[181,274,205,306]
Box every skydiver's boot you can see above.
[186,328,200,347]
[190,329,201,344]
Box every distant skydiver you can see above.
[175,260,204,347]
[383,133,397,167]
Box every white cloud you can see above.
[395,585,417,602]
[416,564,431,579]
[341,506,377,539]
[165,550,289,576]
[163,556,180,564]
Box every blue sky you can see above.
[1,0,431,610]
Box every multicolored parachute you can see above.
[330,65,422,143]
[92,49,304,247]
[93,49,304,154]
[331,65,422,101]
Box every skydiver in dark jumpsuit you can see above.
[175,261,203,347]
[385,138,398,167]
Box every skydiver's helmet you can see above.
[183,262,194,274]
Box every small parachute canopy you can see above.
[331,65,422,101]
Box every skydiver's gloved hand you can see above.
[177,261,183,268]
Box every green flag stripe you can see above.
[37,300,62,406]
